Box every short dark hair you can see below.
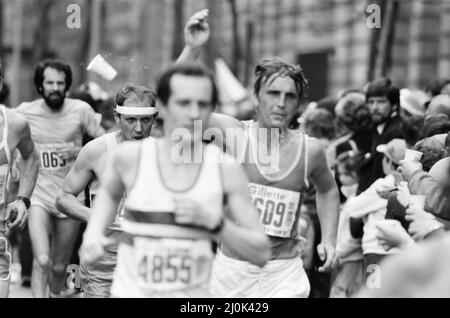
[423,115,450,138]
[335,92,372,132]
[303,108,337,140]
[365,77,400,107]
[414,137,447,172]
[34,59,73,94]
[403,115,425,147]
[115,84,157,108]
[156,62,218,107]
[254,58,308,100]
[426,78,450,97]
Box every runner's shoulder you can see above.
[65,98,94,112]
[80,135,109,162]
[15,99,42,114]
[209,112,244,130]
[5,108,30,137]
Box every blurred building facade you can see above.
[0,0,448,106]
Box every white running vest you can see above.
[89,131,125,232]
[0,106,10,230]
[114,138,224,296]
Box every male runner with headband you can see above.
[80,62,270,297]
[56,84,157,297]
[17,60,105,297]
[0,64,39,298]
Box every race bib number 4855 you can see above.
[134,238,212,292]
[249,183,300,238]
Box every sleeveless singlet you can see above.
[0,106,11,232]
[112,138,224,296]
[89,131,125,232]
[228,120,310,259]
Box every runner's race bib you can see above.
[36,143,72,172]
[90,192,125,231]
[134,238,213,291]
[0,165,8,205]
[249,183,301,238]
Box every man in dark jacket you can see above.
[358,78,404,194]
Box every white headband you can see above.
[115,105,158,116]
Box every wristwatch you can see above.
[16,196,31,209]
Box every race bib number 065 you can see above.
[134,238,212,291]
[249,183,300,238]
[37,143,69,171]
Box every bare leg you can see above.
[28,205,52,298]
[49,218,80,296]
[0,232,11,298]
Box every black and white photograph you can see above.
[0,0,449,302]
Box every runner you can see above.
[0,65,39,298]
[56,9,214,298]
[55,84,157,297]
[17,60,105,297]
[208,58,340,297]
[80,62,270,297]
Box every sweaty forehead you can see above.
[263,74,297,92]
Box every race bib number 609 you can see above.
[249,183,300,238]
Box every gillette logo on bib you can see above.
[248,183,300,238]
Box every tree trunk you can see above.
[78,0,94,84]
[172,0,184,60]
[32,0,54,64]
[374,0,398,78]
[228,0,241,77]
[87,0,102,82]
[367,0,385,81]
[0,0,4,63]
[11,0,23,107]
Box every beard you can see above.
[43,91,65,110]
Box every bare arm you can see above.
[80,143,137,264]
[55,141,100,222]
[217,160,270,267]
[14,116,39,199]
[176,9,210,63]
[5,112,39,228]
[307,138,340,271]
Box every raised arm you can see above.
[55,141,99,222]
[176,9,210,63]
[307,137,340,272]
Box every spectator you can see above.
[385,137,448,229]
[330,151,370,298]
[348,138,406,277]
[398,157,450,221]
[426,94,450,119]
[359,78,403,194]
[403,115,425,148]
[422,114,450,138]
